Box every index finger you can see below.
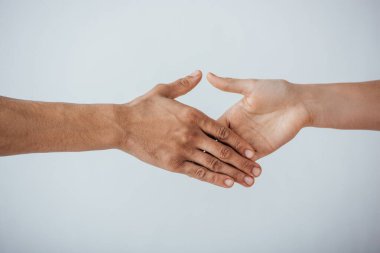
[198,114,255,159]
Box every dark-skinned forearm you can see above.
[0,96,123,156]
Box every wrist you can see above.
[291,83,319,128]
[86,104,125,150]
[295,84,323,128]
[112,103,133,151]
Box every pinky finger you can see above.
[182,161,235,188]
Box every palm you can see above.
[218,80,308,159]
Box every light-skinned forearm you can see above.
[298,80,380,130]
[0,96,123,156]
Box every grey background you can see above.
[0,0,379,252]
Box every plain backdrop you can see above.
[0,0,379,252]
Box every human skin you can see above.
[207,73,380,160]
[0,71,262,188]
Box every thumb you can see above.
[207,72,252,95]
[156,70,202,99]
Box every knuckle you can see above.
[167,157,184,172]
[180,129,198,144]
[233,137,243,152]
[195,115,207,128]
[217,126,230,140]
[178,78,191,88]
[208,174,217,184]
[232,170,244,181]
[219,146,231,159]
[207,157,221,172]
[195,167,206,180]
[154,83,165,91]
[242,160,254,173]
[183,107,200,123]
[184,147,197,157]
[224,77,234,83]
[188,130,199,139]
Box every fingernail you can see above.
[190,70,200,77]
[244,176,254,185]
[244,149,254,159]
[224,179,234,187]
[252,167,261,177]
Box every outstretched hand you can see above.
[207,73,310,160]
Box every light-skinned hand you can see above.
[207,72,309,161]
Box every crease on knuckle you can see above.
[233,137,243,152]
[178,78,191,88]
[207,157,221,172]
[219,146,231,159]
[242,160,254,173]
[195,167,206,180]
[233,171,244,181]
[209,174,217,184]
[217,126,230,140]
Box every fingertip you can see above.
[190,70,200,76]
[224,178,234,187]
[207,72,219,85]
[206,72,219,82]
[207,72,215,78]
[253,166,262,177]
[208,73,250,95]
[190,69,202,78]
[187,70,203,87]
[244,149,255,159]
[207,72,228,93]
[243,176,254,186]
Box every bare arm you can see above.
[0,97,121,155]
[0,71,262,188]
[299,80,380,130]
